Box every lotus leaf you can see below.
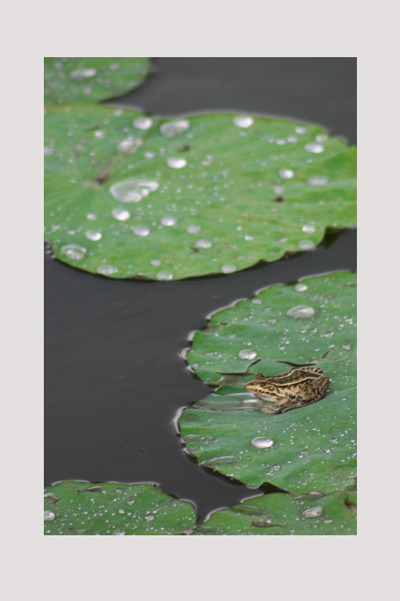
[44,106,356,279]
[44,480,196,535]
[179,271,356,493]
[44,57,150,104]
[194,489,356,535]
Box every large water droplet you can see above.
[279,169,294,179]
[133,117,153,130]
[316,134,328,142]
[273,186,285,194]
[167,157,187,169]
[222,264,236,274]
[112,208,130,221]
[302,506,324,518]
[295,283,308,292]
[161,216,177,226]
[133,226,150,237]
[145,514,155,522]
[238,349,257,360]
[44,510,56,521]
[60,244,86,260]
[308,176,329,185]
[302,225,316,233]
[86,213,97,220]
[97,265,118,275]
[157,270,173,280]
[70,68,97,82]
[187,225,201,234]
[94,130,105,139]
[160,120,190,138]
[298,240,315,250]
[85,230,102,241]
[110,179,159,203]
[305,143,324,153]
[296,126,307,134]
[287,305,315,319]
[195,239,212,249]
[117,138,143,155]
[251,436,274,449]
[44,147,54,156]
[233,116,253,128]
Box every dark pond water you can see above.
[45,58,356,523]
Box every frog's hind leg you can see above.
[278,378,329,413]
[302,377,329,404]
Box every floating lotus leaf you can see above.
[44,57,150,104]
[44,480,196,535]
[179,271,356,493]
[194,490,356,535]
[44,105,356,279]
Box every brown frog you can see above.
[244,366,329,414]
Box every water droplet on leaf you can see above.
[302,506,324,518]
[308,176,329,185]
[195,239,212,249]
[85,230,102,241]
[133,226,150,237]
[117,138,143,155]
[238,349,257,360]
[279,169,294,179]
[161,216,177,226]
[133,117,152,130]
[298,240,315,250]
[251,437,274,449]
[233,116,253,128]
[110,179,159,203]
[70,68,97,82]
[222,264,236,273]
[305,143,324,153]
[97,265,118,275]
[60,244,86,260]
[187,225,201,234]
[167,157,187,169]
[160,120,190,138]
[287,305,315,319]
[157,270,173,280]
[112,208,130,221]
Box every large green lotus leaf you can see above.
[179,271,356,492]
[193,490,356,535]
[44,57,150,104]
[44,481,196,535]
[44,105,356,279]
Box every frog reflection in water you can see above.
[244,366,329,414]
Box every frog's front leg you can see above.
[267,391,298,414]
